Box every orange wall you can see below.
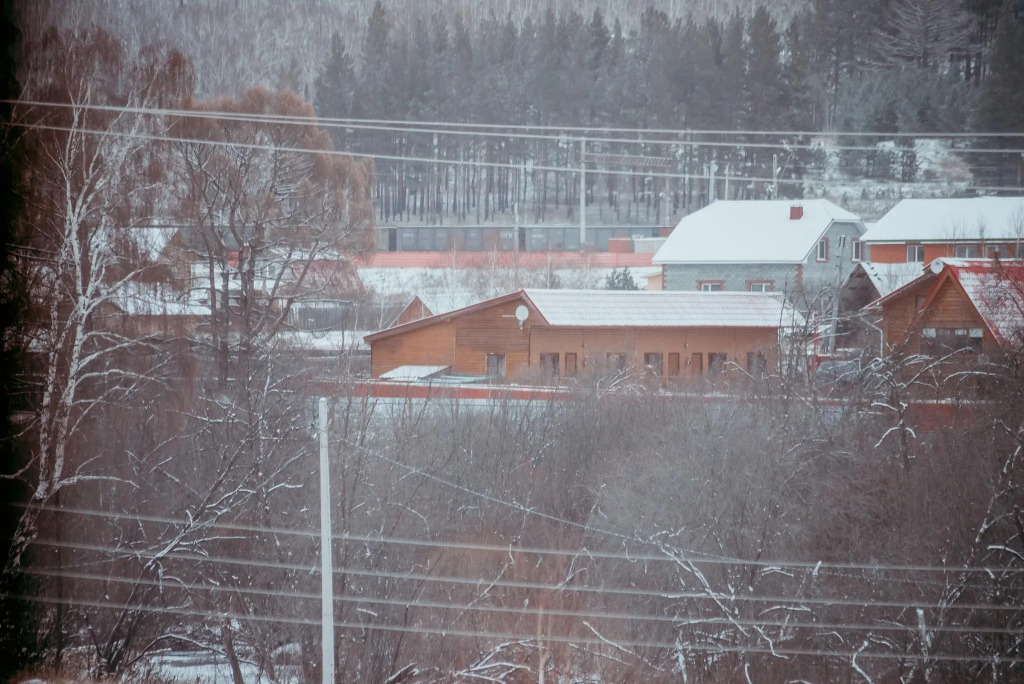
[869,242,1017,263]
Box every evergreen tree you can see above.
[975,0,1024,186]
[745,6,784,129]
[313,33,355,147]
[605,267,640,290]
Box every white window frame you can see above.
[748,281,773,293]
[954,244,978,259]
[816,238,829,262]
[852,239,863,262]
[699,282,724,292]
[907,245,925,262]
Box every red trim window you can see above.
[747,280,774,292]
[816,237,829,262]
[698,280,725,292]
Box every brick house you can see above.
[365,289,803,384]
[653,200,866,305]
[870,258,1024,356]
[863,197,1024,264]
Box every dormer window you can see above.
[816,238,829,262]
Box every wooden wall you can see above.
[882,276,997,354]
[370,295,782,382]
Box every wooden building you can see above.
[365,289,803,384]
[870,259,1024,356]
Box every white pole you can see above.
[579,137,586,251]
[318,397,334,684]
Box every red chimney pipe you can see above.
[790,205,803,220]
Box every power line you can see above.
[28,566,1023,637]
[5,119,1024,195]
[12,99,1024,156]
[32,499,1024,575]
[33,539,1024,613]
[7,591,1024,664]
[10,98,1024,141]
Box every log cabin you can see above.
[365,289,804,384]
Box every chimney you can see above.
[790,205,803,220]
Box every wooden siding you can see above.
[882,276,997,354]
[370,296,784,382]
[370,318,458,377]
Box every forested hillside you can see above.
[16,1,1024,224]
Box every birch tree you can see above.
[5,29,193,572]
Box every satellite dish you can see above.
[930,259,944,274]
[514,305,530,323]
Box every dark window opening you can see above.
[539,353,559,380]
[746,351,767,377]
[486,353,506,377]
[667,352,680,377]
[565,353,578,377]
[607,353,627,373]
[708,353,727,376]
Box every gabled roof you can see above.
[365,289,804,342]
[870,258,1024,348]
[653,199,862,265]
[844,261,925,298]
[862,197,1024,243]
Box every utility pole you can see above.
[579,137,586,251]
[318,398,334,684]
[513,201,520,288]
[772,153,778,199]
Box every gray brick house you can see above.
[653,200,866,307]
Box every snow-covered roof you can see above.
[522,289,804,328]
[416,290,484,316]
[856,261,925,297]
[130,227,178,262]
[274,330,372,352]
[653,199,861,265]
[948,261,1024,347]
[862,197,1024,243]
[380,365,451,381]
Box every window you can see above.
[708,353,727,376]
[915,295,927,311]
[539,353,559,380]
[922,327,983,353]
[644,352,663,377]
[667,353,680,377]
[564,353,578,377]
[748,281,773,292]
[816,238,829,262]
[699,281,724,292]
[907,245,925,262]
[486,353,506,377]
[954,244,978,258]
[747,352,767,377]
[1017,243,1024,258]
[852,239,863,262]
[606,353,627,373]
